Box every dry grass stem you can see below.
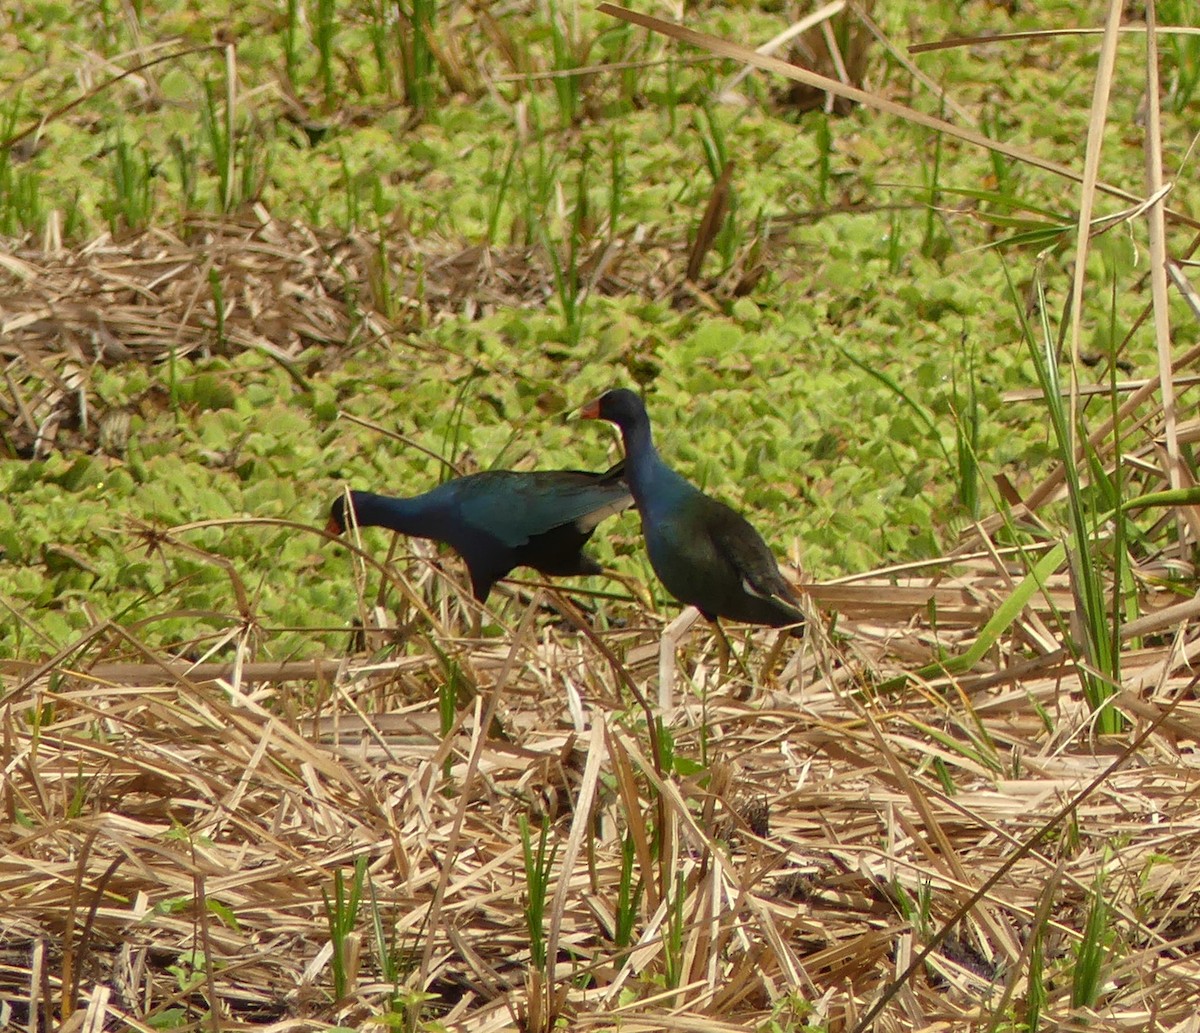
[4,545,1200,1029]
[6,3,1200,1029]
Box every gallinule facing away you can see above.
[580,388,804,633]
[326,463,632,604]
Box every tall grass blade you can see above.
[397,0,439,113]
[1021,270,1121,728]
[1071,870,1110,1008]
[520,815,557,971]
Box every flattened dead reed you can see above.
[0,209,677,461]
[6,1,1200,1027]
[3,563,1200,1031]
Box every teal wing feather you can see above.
[457,469,631,548]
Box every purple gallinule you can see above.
[327,462,632,603]
[580,388,804,633]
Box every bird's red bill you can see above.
[325,517,343,536]
[579,399,601,419]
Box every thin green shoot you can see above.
[0,94,42,236]
[665,52,679,135]
[1064,811,1081,854]
[370,217,397,320]
[981,105,1016,199]
[613,22,643,102]
[370,175,388,221]
[321,856,367,1001]
[607,126,625,240]
[167,346,180,424]
[881,180,1071,251]
[543,240,579,345]
[168,134,199,215]
[920,95,947,259]
[104,131,155,234]
[697,674,711,770]
[339,145,359,230]
[438,663,460,779]
[951,339,981,520]
[546,0,581,126]
[1071,870,1111,1008]
[931,756,955,795]
[814,112,831,206]
[692,101,727,182]
[662,868,686,990]
[514,100,563,248]
[717,174,741,269]
[369,0,394,96]
[201,77,232,213]
[1,157,44,237]
[1023,920,1047,1030]
[1162,0,1200,112]
[987,863,1063,1033]
[97,0,116,39]
[67,764,88,819]
[208,269,226,351]
[342,265,363,353]
[442,369,483,475]
[413,250,428,328]
[1023,271,1122,729]
[221,43,236,211]
[541,147,592,346]
[366,872,434,1020]
[315,0,337,110]
[654,717,674,779]
[238,117,268,208]
[399,0,439,113]
[892,876,933,939]
[365,873,400,983]
[283,0,302,83]
[887,207,903,273]
[1104,274,1136,660]
[486,138,519,245]
[519,815,557,971]
[614,831,641,948]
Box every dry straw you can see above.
[5,3,1200,1032]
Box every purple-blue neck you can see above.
[613,414,692,513]
[346,489,443,539]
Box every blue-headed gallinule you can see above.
[327,462,632,603]
[580,388,804,633]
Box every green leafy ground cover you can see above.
[6,4,1200,1031]
[0,0,1194,661]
